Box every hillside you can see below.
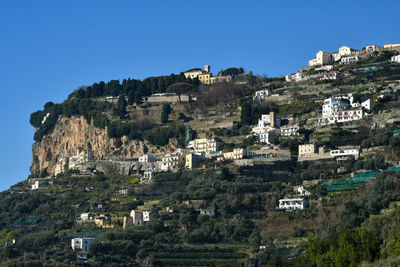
[2,47,400,266]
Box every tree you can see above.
[115,95,127,117]
[241,103,252,124]
[161,104,172,123]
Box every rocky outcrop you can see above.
[31,116,176,176]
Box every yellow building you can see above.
[184,65,232,85]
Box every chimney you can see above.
[204,65,211,73]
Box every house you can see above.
[340,56,360,64]
[68,148,94,170]
[392,55,400,63]
[309,51,333,67]
[280,125,301,136]
[187,138,222,154]
[161,153,180,171]
[384,43,400,49]
[142,171,154,181]
[130,210,144,225]
[184,65,232,85]
[31,179,47,190]
[319,94,368,125]
[94,215,114,229]
[223,148,247,160]
[185,153,205,169]
[143,210,151,222]
[338,46,358,57]
[138,154,156,163]
[80,213,94,221]
[253,89,272,100]
[278,198,309,210]
[123,209,150,228]
[330,148,359,160]
[233,148,247,159]
[258,130,278,144]
[71,237,97,252]
[252,112,281,134]
[315,65,333,71]
[296,186,311,196]
[298,143,317,158]
[200,209,215,216]
[285,71,307,82]
[321,72,342,80]
[363,45,381,53]
[118,189,130,196]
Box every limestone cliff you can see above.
[31,116,176,176]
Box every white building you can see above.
[285,72,307,82]
[143,210,151,222]
[280,125,301,136]
[138,154,156,163]
[392,55,400,63]
[315,65,333,71]
[252,112,281,134]
[254,89,272,100]
[330,148,359,159]
[278,198,309,210]
[80,213,94,221]
[71,238,97,252]
[297,186,311,196]
[321,72,342,80]
[341,56,360,64]
[200,209,215,216]
[258,131,277,144]
[31,180,47,190]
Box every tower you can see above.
[204,65,211,73]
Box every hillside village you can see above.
[1,42,400,266]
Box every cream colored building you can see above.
[187,138,222,154]
[185,153,205,169]
[298,144,317,158]
[309,51,333,67]
[384,43,400,49]
[363,45,381,53]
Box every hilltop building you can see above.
[184,65,232,85]
[384,43,400,49]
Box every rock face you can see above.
[31,116,176,176]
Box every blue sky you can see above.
[0,0,399,191]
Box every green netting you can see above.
[326,186,355,191]
[357,69,378,73]
[389,167,400,172]
[322,171,379,186]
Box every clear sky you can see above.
[0,0,399,191]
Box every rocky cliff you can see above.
[31,116,176,176]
